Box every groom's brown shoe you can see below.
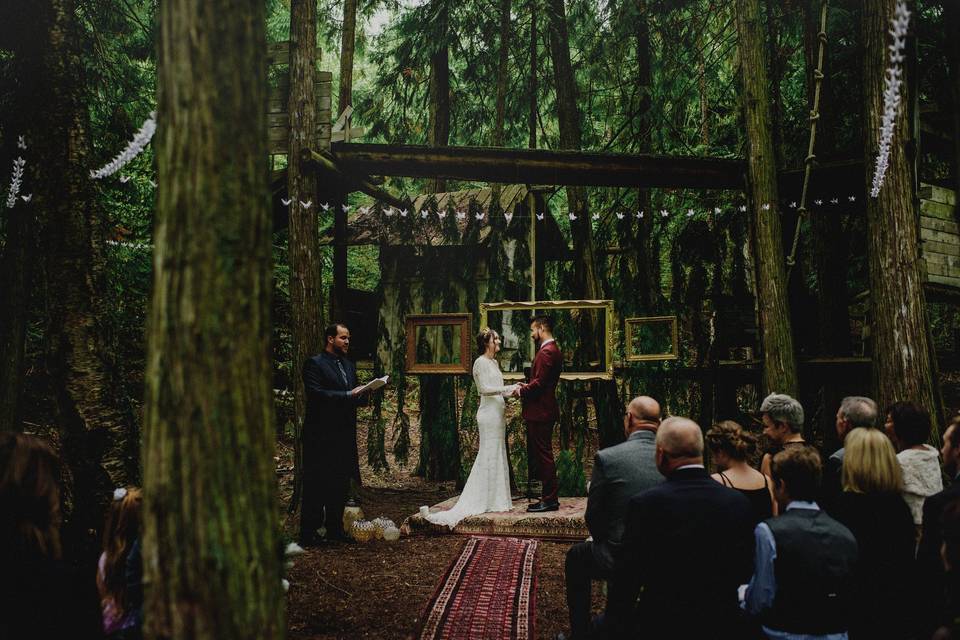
[527,500,560,513]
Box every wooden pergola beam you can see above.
[331,143,748,189]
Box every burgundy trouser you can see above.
[526,419,558,503]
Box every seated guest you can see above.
[0,432,103,640]
[758,393,807,479]
[830,428,916,639]
[743,446,858,639]
[97,487,144,640]
[919,416,960,637]
[706,420,775,524]
[557,396,663,640]
[885,401,942,527]
[823,396,879,510]
[615,417,754,639]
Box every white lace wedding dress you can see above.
[425,356,515,527]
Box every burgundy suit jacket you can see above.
[520,340,562,422]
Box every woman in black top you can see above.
[705,420,775,525]
[829,427,917,640]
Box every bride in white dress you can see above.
[426,328,518,528]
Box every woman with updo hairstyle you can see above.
[476,326,499,356]
[705,420,775,524]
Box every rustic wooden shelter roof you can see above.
[319,184,567,252]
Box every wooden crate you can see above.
[920,184,960,288]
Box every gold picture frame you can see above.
[624,315,679,362]
[404,313,473,374]
[479,300,615,381]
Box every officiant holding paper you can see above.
[300,322,384,545]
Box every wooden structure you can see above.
[267,41,332,155]
[920,184,959,288]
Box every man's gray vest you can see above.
[762,508,858,635]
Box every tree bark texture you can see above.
[287,0,325,512]
[492,0,512,147]
[36,0,138,525]
[735,0,799,397]
[427,0,451,194]
[946,0,960,215]
[804,0,850,357]
[338,0,358,116]
[145,1,283,637]
[545,0,620,447]
[528,0,538,149]
[861,0,941,432]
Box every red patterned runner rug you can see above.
[418,536,538,640]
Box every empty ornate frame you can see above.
[624,315,679,362]
[404,313,473,374]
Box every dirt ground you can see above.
[283,486,597,640]
[280,392,603,640]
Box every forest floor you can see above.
[278,394,604,640]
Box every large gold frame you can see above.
[404,313,473,374]
[479,299,615,381]
[624,315,679,362]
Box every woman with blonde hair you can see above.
[97,487,144,639]
[830,427,916,639]
[705,420,775,524]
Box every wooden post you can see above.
[528,191,537,300]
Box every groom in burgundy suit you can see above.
[513,314,563,512]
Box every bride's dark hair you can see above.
[476,327,498,355]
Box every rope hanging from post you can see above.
[786,1,829,277]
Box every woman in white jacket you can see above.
[885,401,943,526]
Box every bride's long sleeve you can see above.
[473,357,514,396]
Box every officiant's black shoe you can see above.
[527,500,559,513]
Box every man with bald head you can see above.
[613,416,755,638]
[557,396,664,640]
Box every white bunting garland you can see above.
[90,111,156,179]
[6,156,26,208]
[870,1,910,198]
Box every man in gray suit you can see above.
[558,396,664,640]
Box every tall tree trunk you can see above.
[763,0,784,162]
[862,0,941,433]
[144,0,283,637]
[545,0,621,447]
[528,0,538,150]
[0,2,43,432]
[804,0,850,358]
[36,0,137,550]
[427,0,450,193]
[287,0,325,513]
[338,0,358,116]
[492,0,512,147]
[736,0,799,396]
[418,3,459,480]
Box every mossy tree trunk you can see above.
[861,0,942,435]
[338,0,358,115]
[143,1,283,637]
[32,0,138,553]
[426,0,450,194]
[287,0,325,513]
[546,0,622,448]
[735,0,799,397]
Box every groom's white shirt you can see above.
[539,338,555,347]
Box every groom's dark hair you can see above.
[530,314,553,332]
[325,322,349,340]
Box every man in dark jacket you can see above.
[918,416,960,636]
[300,323,374,545]
[615,417,755,639]
[559,396,664,640]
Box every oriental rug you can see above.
[402,497,588,541]
[417,536,538,640]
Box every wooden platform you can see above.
[401,496,588,542]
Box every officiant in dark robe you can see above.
[300,322,373,545]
